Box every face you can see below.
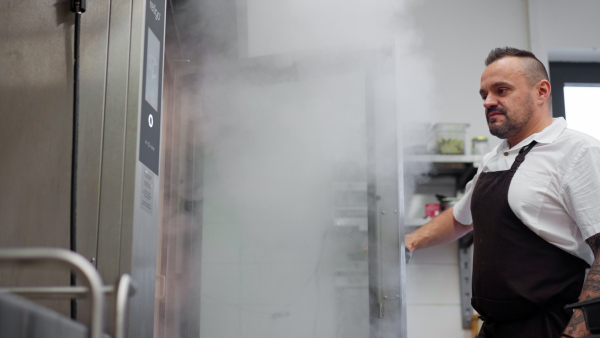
[479,57,536,140]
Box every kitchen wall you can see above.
[529,0,600,66]
[408,0,530,152]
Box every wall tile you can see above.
[406,264,460,305]
[410,242,458,265]
[407,305,472,338]
[201,263,241,304]
[240,302,339,338]
[240,263,331,305]
[200,296,242,338]
[201,222,243,264]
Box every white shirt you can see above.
[453,118,600,265]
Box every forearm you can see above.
[405,207,473,253]
[564,234,600,337]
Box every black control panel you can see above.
[139,0,166,175]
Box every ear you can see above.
[536,80,551,103]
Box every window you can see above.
[549,62,600,139]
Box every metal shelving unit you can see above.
[404,154,479,329]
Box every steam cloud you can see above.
[162,0,438,337]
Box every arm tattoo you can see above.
[586,233,600,257]
[564,310,586,335]
[562,234,600,336]
[582,234,600,297]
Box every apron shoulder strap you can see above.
[511,140,538,171]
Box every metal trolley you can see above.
[0,248,135,338]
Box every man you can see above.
[405,47,600,337]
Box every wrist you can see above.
[404,234,416,253]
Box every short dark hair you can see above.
[485,47,549,86]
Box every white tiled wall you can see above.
[406,242,472,338]
[407,305,471,338]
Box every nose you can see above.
[483,94,498,110]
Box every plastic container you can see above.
[433,123,469,154]
[471,136,490,155]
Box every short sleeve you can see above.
[453,173,478,225]
[561,146,600,239]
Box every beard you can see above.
[486,97,534,140]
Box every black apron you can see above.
[470,141,589,337]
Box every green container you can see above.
[433,123,469,155]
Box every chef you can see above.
[405,47,600,338]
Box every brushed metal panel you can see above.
[96,0,134,288]
[0,0,74,316]
[0,0,111,320]
[74,0,112,328]
[369,69,406,338]
[120,0,146,279]
[128,165,160,338]
[120,0,163,336]
[93,0,135,333]
[75,0,111,270]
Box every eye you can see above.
[498,88,508,95]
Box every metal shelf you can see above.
[405,154,483,167]
[405,154,482,162]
